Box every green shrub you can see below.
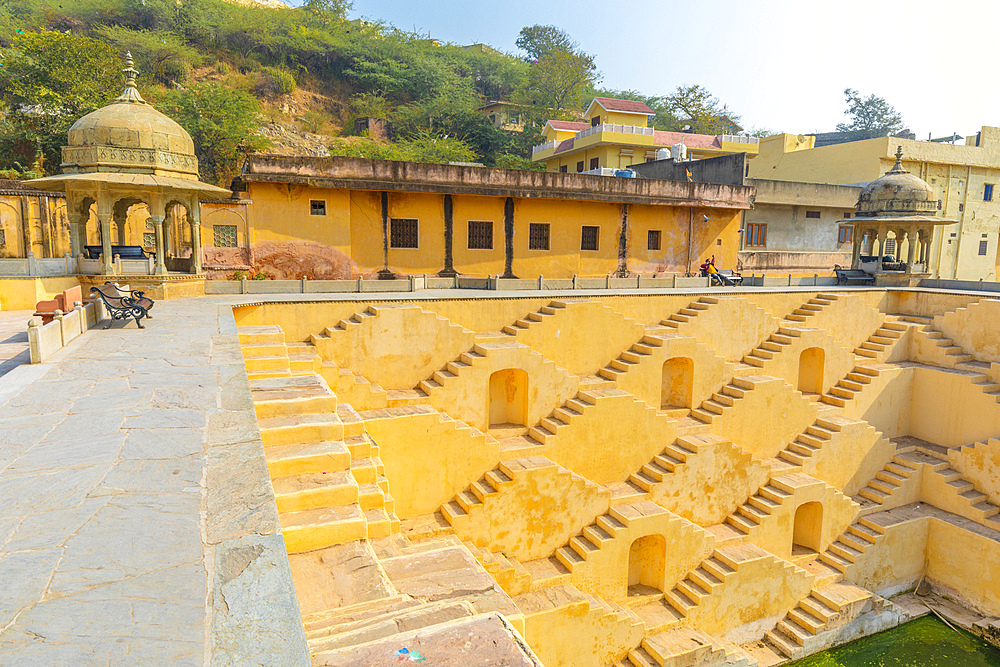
[255,66,296,97]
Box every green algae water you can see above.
[789,616,1000,666]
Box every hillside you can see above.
[0,0,749,185]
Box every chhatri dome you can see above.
[843,146,956,280]
[855,147,938,218]
[61,52,199,179]
[22,51,231,276]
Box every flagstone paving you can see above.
[0,310,32,378]
[0,297,308,666]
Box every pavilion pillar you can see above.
[189,203,203,274]
[851,229,862,269]
[924,233,935,277]
[905,227,918,273]
[152,215,167,275]
[98,211,114,274]
[68,212,86,258]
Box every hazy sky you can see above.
[338,0,998,139]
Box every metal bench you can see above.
[84,245,149,260]
[89,282,155,328]
[835,268,876,285]
[715,269,743,286]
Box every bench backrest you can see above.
[83,245,148,259]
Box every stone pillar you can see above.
[615,203,629,277]
[98,212,113,274]
[905,227,917,273]
[851,231,862,269]
[68,213,86,258]
[377,191,395,280]
[189,203,203,274]
[152,215,167,275]
[438,194,457,277]
[924,233,935,277]
[501,196,516,279]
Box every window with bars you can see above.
[843,212,852,219]
[559,165,568,173]
[0,228,6,246]
[467,221,493,249]
[986,184,995,202]
[838,226,853,244]
[648,229,661,250]
[213,225,238,248]
[529,223,550,250]
[576,161,584,173]
[143,232,156,248]
[581,225,599,251]
[310,199,326,216]
[746,223,767,247]
[883,239,896,257]
[980,240,989,256]
[390,218,419,248]
[805,210,821,219]
[589,157,600,170]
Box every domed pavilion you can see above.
[21,52,231,276]
[844,146,956,282]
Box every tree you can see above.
[663,84,742,135]
[519,49,597,111]
[94,25,203,84]
[302,0,353,24]
[154,82,270,185]
[836,88,905,136]
[0,30,121,173]
[515,25,578,60]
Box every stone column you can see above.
[68,213,86,258]
[377,191,395,280]
[152,215,167,275]
[615,203,629,277]
[851,230,862,269]
[924,233,935,277]
[438,194,457,277]
[98,212,114,274]
[905,227,917,273]
[189,202,203,274]
[501,196,516,279]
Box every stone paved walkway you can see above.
[0,310,32,378]
[0,297,307,665]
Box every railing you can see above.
[531,140,560,155]
[28,301,102,363]
[576,123,655,140]
[719,134,760,145]
[0,254,75,277]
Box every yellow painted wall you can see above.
[949,439,1000,506]
[926,518,1000,616]
[0,276,80,310]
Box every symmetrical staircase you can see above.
[853,455,919,512]
[853,317,907,361]
[775,416,853,468]
[690,377,755,424]
[597,333,679,384]
[819,366,883,408]
[500,301,566,336]
[783,293,839,323]
[742,326,807,369]
[627,439,697,492]
[618,626,755,667]
[765,583,873,659]
[661,297,721,330]
[721,476,798,538]
[817,516,885,576]
[461,540,532,596]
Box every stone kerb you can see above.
[27,302,100,364]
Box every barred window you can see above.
[310,199,326,216]
[581,225,599,251]
[805,210,821,219]
[529,223,550,250]
[467,221,493,250]
[143,232,156,248]
[214,225,238,248]
[980,240,989,256]
[648,229,661,251]
[390,218,419,249]
[0,228,6,245]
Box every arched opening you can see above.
[793,501,823,556]
[489,368,528,429]
[661,357,694,411]
[628,534,666,594]
[798,347,824,396]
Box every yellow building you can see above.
[533,97,760,173]
[478,100,526,132]
[227,155,753,279]
[749,128,1000,280]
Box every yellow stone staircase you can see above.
[853,317,907,361]
[618,625,756,667]
[852,454,920,513]
[742,326,809,369]
[500,300,567,336]
[783,293,839,323]
[764,583,872,659]
[817,516,886,576]
[775,415,855,468]
[690,376,756,424]
[819,366,885,408]
[661,297,721,330]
